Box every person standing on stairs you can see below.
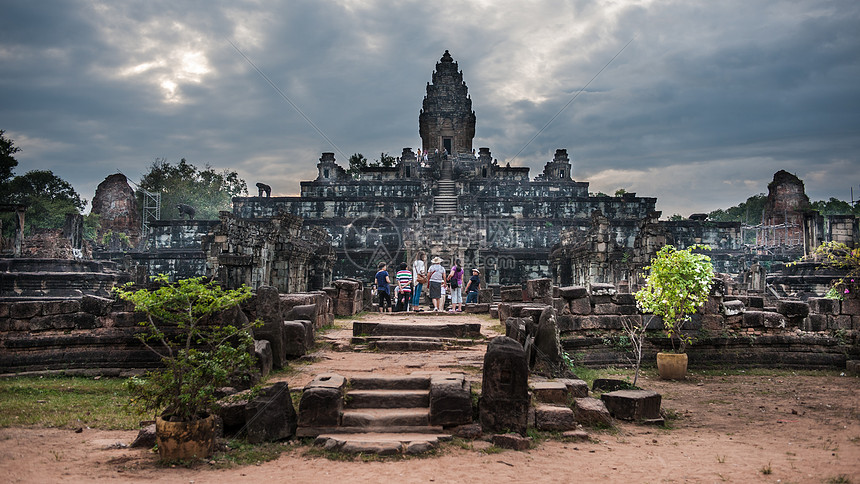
[395,262,412,312]
[412,251,426,312]
[427,256,446,312]
[375,262,392,313]
[447,259,464,312]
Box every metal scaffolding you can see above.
[140,188,161,234]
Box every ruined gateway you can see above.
[233,51,743,286]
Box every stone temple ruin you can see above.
[0,50,859,454]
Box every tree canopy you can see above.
[0,131,85,236]
[138,158,247,220]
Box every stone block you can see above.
[215,391,251,434]
[130,423,157,448]
[505,318,529,346]
[480,336,530,436]
[10,302,41,319]
[256,286,287,369]
[335,298,360,316]
[808,298,840,315]
[244,382,296,443]
[497,303,512,322]
[573,397,613,427]
[71,311,98,329]
[478,288,494,304]
[527,278,553,299]
[701,314,725,331]
[592,303,619,315]
[298,386,343,429]
[829,315,851,330]
[746,296,764,308]
[556,378,589,398]
[530,381,568,404]
[534,404,577,431]
[0,302,8,318]
[590,295,613,305]
[559,286,588,300]
[853,315,860,330]
[776,300,810,320]
[568,297,591,315]
[578,315,623,330]
[701,296,721,314]
[588,283,616,296]
[722,300,745,316]
[41,300,80,315]
[500,287,523,302]
[463,303,490,313]
[601,390,662,421]
[842,298,860,315]
[616,305,639,315]
[553,286,561,298]
[285,304,318,327]
[804,314,827,332]
[847,360,860,375]
[283,321,309,358]
[556,314,579,332]
[429,373,472,427]
[254,339,272,379]
[81,295,113,316]
[612,293,636,305]
[491,433,531,450]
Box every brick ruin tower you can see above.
[90,173,141,247]
[419,50,476,155]
[757,170,810,248]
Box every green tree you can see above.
[138,158,247,220]
[635,245,715,353]
[708,193,767,224]
[614,188,627,197]
[347,153,368,177]
[810,197,860,216]
[1,169,84,236]
[377,152,396,168]
[115,275,259,422]
[668,214,685,221]
[0,129,20,185]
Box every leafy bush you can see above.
[116,275,258,421]
[635,245,714,353]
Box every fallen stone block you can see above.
[559,286,588,300]
[555,378,588,398]
[130,423,156,448]
[283,321,309,358]
[573,398,613,427]
[562,429,589,441]
[244,382,296,443]
[463,303,490,313]
[429,373,472,427]
[722,300,745,316]
[776,300,810,320]
[588,283,616,296]
[298,374,345,428]
[491,433,531,450]
[254,339,272,379]
[601,390,662,421]
[527,278,553,300]
[530,381,568,404]
[534,404,577,431]
[500,287,523,302]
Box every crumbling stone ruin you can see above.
[89,173,141,247]
[756,170,809,254]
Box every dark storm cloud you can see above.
[0,0,857,216]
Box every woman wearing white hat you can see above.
[427,256,446,312]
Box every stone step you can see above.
[341,408,430,427]
[348,375,431,390]
[314,432,452,455]
[351,336,478,351]
[353,321,482,338]
[345,389,430,409]
[296,425,445,438]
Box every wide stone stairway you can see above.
[350,319,482,351]
[298,373,470,455]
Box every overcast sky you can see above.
[1,0,858,218]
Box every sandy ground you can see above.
[1,312,858,483]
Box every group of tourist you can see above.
[373,251,481,313]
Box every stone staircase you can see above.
[351,320,483,351]
[298,373,472,455]
[434,158,458,214]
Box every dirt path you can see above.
[1,312,858,483]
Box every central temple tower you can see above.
[419,50,476,155]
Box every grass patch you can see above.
[759,462,772,475]
[210,439,287,468]
[0,376,139,429]
[825,475,853,484]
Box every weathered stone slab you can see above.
[776,300,810,320]
[556,314,579,332]
[555,378,589,398]
[81,295,113,316]
[722,300,745,316]
[808,297,840,315]
[573,397,613,427]
[601,390,662,421]
[534,404,577,431]
[500,287,523,302]
[244,381,296,443]
[283,321,309,358]
[255,286,286,368]
[491,433,531,450]
[841,298,860,315]
[568,297,591,315]
[592,303,619,315]
[463,303,490,313]
[130,423,157,448]
[530,381,568,404]
[298,387,343,428]
[588,283,616,296]
[559,286,588,300]
[254,339,272,379]
[527,278,553,300]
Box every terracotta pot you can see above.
[155,414,216,461]
[656,352,688,380]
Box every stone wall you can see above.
[0,288,333,375]
[498,280,859,369]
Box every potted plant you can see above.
[634,245,714,380]
[116,275,258,460]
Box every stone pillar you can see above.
[480,336,530,435]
